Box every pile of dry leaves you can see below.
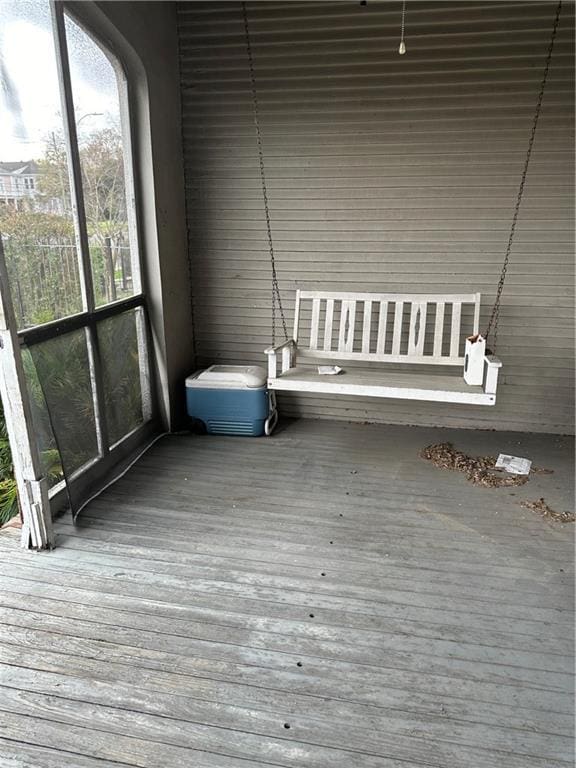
[420,442,529,488]
[520,498,575,524]
[421,442,573,524]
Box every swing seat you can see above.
[265,291,502,406]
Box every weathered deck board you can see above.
[0,739,126,768]
[0,420,573,767]
[0,577,571,673]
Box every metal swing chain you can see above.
[241,2,288,345]
[484,0,562,351]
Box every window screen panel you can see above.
[0,0,83,330]
[64,12,138,308]
[97,308,146,446]
[27,329,99,476]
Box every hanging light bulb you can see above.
[399,0,407,54]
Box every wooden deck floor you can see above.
[0,419,573,767]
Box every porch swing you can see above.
[242,1,562,406]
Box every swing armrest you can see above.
[484,355,502,395]
[265,339,297,378]
[264,339,296,355]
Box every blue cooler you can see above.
[185,365,275,436]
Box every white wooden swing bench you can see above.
[265,291,502,405]
[241,0,562,414]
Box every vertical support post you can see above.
[433,301,445,358]
[267,351,277,379]
[114,60,155,426]
[0,240,54,550]
[310,299,320,350]
[323,299,334,351]
[339,300,355,352]
[136,307,153,422]
[472,293,481,336]
[282,344,292,373]
[376,301,388,354]
[408,301,427,356]
[51,0,110,455]
[292,291,301,343]
[391,302,404,355]
[450,302,462,358]
[362,300,372,354]
[484,356,502,395]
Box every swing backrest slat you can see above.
[294,290,481,366]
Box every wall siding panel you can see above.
[177,0,574,434]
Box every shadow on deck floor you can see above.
[0,419,574,767]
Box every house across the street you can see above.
[0,161,39,209]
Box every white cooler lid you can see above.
[186,365,267,390]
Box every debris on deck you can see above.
[530,465,555,475]
[421,442,530,488]
[520,498,575,524]
[495,454,532,475]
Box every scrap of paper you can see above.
[495,454,532,475]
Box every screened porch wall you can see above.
[72,0,192,429]
[178,1,575,434]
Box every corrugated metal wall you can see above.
[177,1,574,434]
